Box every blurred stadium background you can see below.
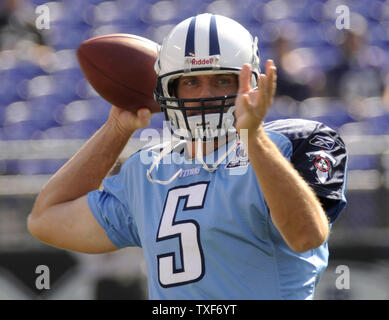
[0,0,388,300]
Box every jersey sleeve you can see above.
[87,159,141,248]
[265,119,348,223]
[291,122,348,223]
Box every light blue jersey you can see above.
[87,119,348,300]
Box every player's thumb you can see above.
[136,108,151,128]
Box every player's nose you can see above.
[198,83,221,110]
[198,83,214,99]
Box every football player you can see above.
[27,14,348,299]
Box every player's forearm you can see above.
[30,119,133,218]
[245,127,329,253]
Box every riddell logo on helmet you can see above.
[191,58,214,65]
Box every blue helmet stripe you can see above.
[209,15,220,56]
[185,17,196,57]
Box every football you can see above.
[77,33,161,113]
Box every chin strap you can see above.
[147,136,237,185]
[195,137,237,173]
[146,139,183,185]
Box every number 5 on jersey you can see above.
[157,182,209,287]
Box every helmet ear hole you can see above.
[168,78,179,97]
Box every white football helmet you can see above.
[154,13,260,141]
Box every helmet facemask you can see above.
[155,70,239,142]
